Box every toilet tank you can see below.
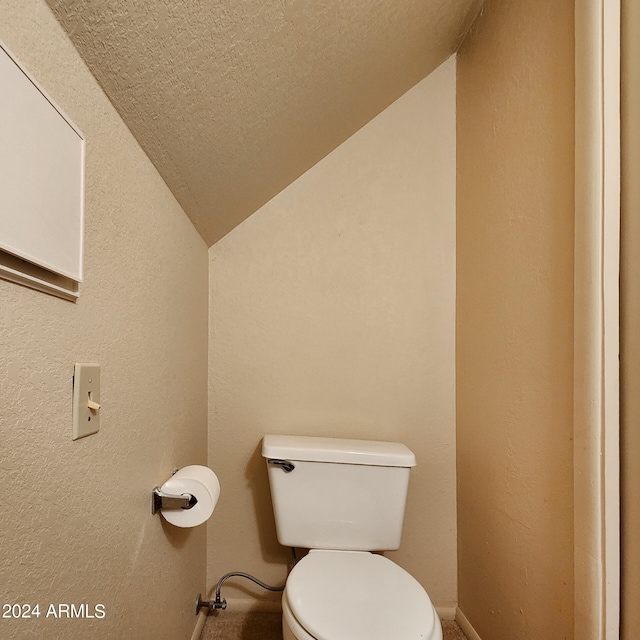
[262,435,417,551]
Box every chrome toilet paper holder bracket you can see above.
[151,487,198,515]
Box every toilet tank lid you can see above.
[262,435,416,467]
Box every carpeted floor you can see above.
[201,611,468,639]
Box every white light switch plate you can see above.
[72,363,100,440]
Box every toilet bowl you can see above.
[281,550,443,640]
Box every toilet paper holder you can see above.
[151,487,198,515]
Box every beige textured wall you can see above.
[621,0,640,634]
[208,58,457,610]
[456,0,575,638]
[0,3,208,639]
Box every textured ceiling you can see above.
[47,0,482,245]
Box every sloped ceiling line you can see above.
[47,0,482,245]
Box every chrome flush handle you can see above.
[267,459,295,473]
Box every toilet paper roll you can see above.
[159,465,220,528]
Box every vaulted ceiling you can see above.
[47,0,482,245]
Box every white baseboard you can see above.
[221,597,282,613]
[190,599,281,640]
[435,604,458,621]
[190,610,208,640]
[455,608,482,640]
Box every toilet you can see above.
[262,435,443,640]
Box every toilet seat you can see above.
[284,550,439,640]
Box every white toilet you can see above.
[262,435,443,640]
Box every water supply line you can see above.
[196,547,298,614]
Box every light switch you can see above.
[72,363,101,440]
